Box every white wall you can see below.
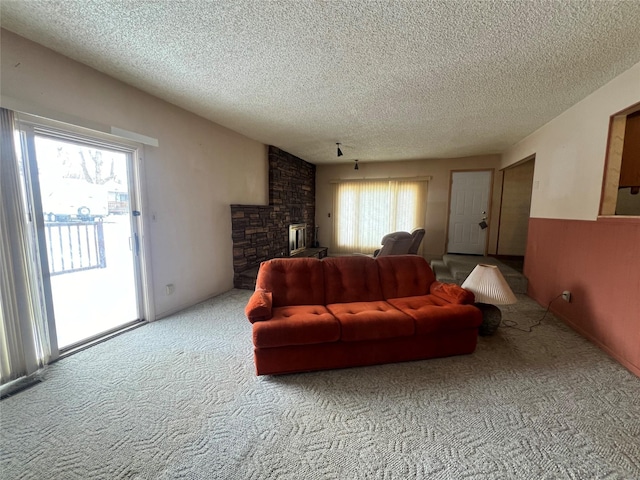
[316,155,502,261]
[1,30,268,318]
[501,61,640,220]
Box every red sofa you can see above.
[245,255,482,375]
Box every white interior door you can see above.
[447,171,492,255]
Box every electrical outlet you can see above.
[166,284,175,295]
[562,290,571,302]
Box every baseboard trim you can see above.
[154,291,223,321]
[551,306,640,378]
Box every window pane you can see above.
[332,179,427,254]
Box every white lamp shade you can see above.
[461,264,517,305]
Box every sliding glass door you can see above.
[17,121,145,354]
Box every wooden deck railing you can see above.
[45,221,106,276]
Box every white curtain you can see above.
[331,178,428,254]
[0,108,50,391]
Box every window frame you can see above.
[330,176,430,255]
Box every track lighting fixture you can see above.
[354,159,359,170]
[336,143,343,157]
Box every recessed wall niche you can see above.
[601,103,640,216]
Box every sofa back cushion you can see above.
[256,258,325,307]
[376,255,436,299]
[322,256,383,304]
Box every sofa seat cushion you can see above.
[327,301,414,342]
[253,305,340,348]
[387,295,482,335]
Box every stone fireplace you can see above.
[289,223,307,255]
[231,146,315,289]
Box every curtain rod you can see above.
[329,176,432,184]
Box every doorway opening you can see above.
[16,119,146,355]
[495,156,535,273]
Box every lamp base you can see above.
[476,302,502,336]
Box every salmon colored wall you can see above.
[525,217,640,377]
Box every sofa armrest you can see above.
[245,289,273,323]
[429,281,475,305]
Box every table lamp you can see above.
[461,264,517,336]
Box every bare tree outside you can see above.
[37,137,128,221]
[79,150,118,185]
[49,145,120,186]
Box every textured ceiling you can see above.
[2,1,640,165]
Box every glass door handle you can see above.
[128,235,140,255]
[134,233,140,256]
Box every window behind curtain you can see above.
[331,179,428,254]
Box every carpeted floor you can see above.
[1,289,639,479]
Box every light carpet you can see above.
[1,289,639,479]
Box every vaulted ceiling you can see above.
[2,1,640,164]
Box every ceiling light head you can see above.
[354,159,359,170]
[336,142,343,157]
